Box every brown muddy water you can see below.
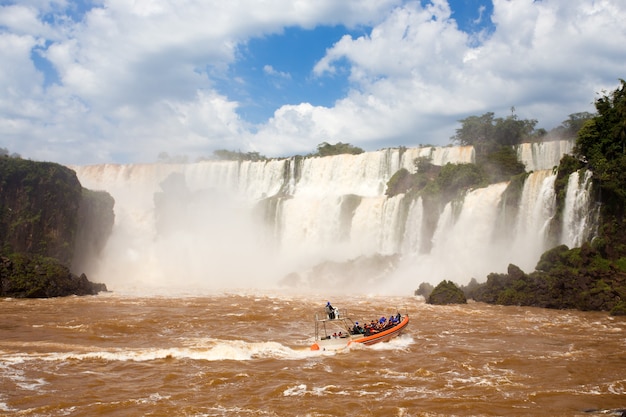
[1,293,625,416]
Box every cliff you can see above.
[0,157,112,297]
[0,157,82,264]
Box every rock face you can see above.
[0,157,111,297]
[0,158,82,265]
[72,189,115,275]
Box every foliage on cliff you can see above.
[574,79,626,260]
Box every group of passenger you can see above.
[324,302,402,337]
[351,312,402,336]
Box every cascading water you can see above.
[562,170,597,248]
[71,141,592,294]
[516,140,574,171]
[508,170,557,269]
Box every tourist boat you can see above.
[310,308,409,351]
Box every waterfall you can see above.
[508,170,557,269]
[562,170,596,247]
[516,140,574,171]
[427,183,511,280]
[71,143,586,294]
[401,196,424,255]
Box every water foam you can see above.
[0,338,322,364]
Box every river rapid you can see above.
[1,293,624,417]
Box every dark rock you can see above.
[0,254,107,298]
[428,280,467,305]
[72,189,115,274]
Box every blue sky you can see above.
[0,0,624,164]
[225,25,358,124]
[225,0,497,125]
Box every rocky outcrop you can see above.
[1,254,107,298]
[279,254,400,290]
[464,244,626,315]
[0,157,111,297]
[427,280,467,305]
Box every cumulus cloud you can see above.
[0,0,624,163]
[253,0,625,156]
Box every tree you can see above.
[0,147,21,158]
[212,149,267,161]
[558,112,595,139]
[493,114,537,146]
[451,111,538,156]
[312,142,364,157]
[450,112,495,154]
[436,163,487,200]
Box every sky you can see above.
[0,0,624,165]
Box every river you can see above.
[1,293,624,416]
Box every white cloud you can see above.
[0,0,624,163]
[260,0,625,155]
[263,64,291,80]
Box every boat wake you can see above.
[1,333,415,365]
[0,339,316,363]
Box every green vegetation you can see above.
[199,141,364,162]
[427,280,467,305]
[610,301,626,316]
[450,110,540,155]
[308,142,364,157]
[0,253,105,298]
[550,112,595,140]
[575,80,626,214]
[463,244,626,313]
[210,149,268,161]
[386,110,531,202]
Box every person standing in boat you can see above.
[326,302,336,319]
